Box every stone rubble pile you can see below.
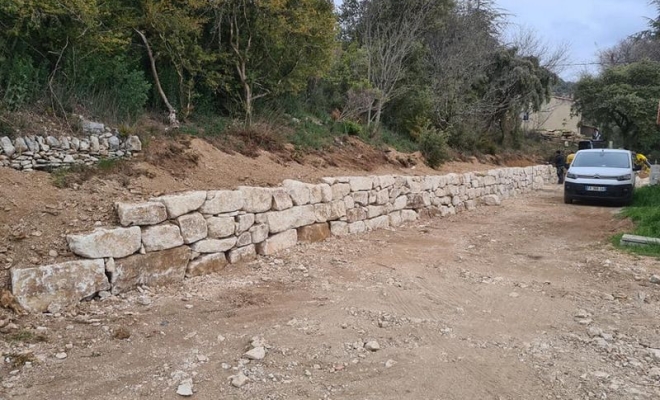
[0,123,142,171]
[10,165,555,312]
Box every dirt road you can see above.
[3,184,660,400]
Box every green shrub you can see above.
[0,54,46,109]
[335,120,362,136]
[419,126,449,169]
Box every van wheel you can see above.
[564,194,572,204]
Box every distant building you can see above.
[525,96,581,133]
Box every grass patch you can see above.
[612,185,660,257]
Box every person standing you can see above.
[554,150,566,184]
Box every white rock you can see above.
[186,252,228,277]
[228,244,257,264]
[177,212,208,244]
[235,213,255,234]
[230,372,249,388]
[365,341,381,351]
[348,176,373,192]
[115,202,167,226]
[1,136,16,157]
[12,259,109,313]
[153,191,207,219]
[271,188,293,211]
[365,215,389,231]
[249,224,269,244]
[200,190,244,214]
[330,221,349,236]
[176,378,193,397]
[191,237,237,253]
[141,224,184,252]
[238,186,273,213]
[55,352,68,360]
[126,135,142,152]
[263,206,316,234]
[256,229,297,255]
[385,359,397,368]
[650,275,660,284]
[206,216,236,238]
[283,180,311,205]
[67,227,141,259]
[244,346,266,360]
[481,194,501,206]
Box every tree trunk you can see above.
[135,29,179,128]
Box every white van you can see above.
[564,149,639,205]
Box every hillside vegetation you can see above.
[1,0,566,166]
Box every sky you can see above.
[497,0,655,81]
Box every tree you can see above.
[213,0,336,125]
[573,60,660,153]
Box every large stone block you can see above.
[367,205,385,219]
[142,224,184,252]
[348,221,367,234]
[407,193,431,209]
[389,211,403,227]
[332,183,351,199]
[264,205,316,234]
[346,207,367,223]
[308,184,325,204]
[186,253,228,277]
[256,229,298,255]
[153,191,207,218]
[11,260,109,312]
[112,246,190,293]
[330,221,349,236]
[228,244,257,264]
[67,227,141,259]
[236,231,252,247]
[283,180,310,205]
[329,200,347,220]
[191,237,237,253]
[366,215,390,231]
[352,191,369,206]
[236,213,255,233]
[1,136,16,157]
[314,203,332,222]
[207,216,236,238]
[481,194,501,206]
[318,184,333,202]
[239,186,273,213]
[271,189,293,211]
[297,223,331,243]
[348,177,373,192]
[401,210,418,222]
[116,201,167,226]
[250,223,269,243]
[200,190,244,214]
[177,212,208,244]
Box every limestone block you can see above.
[401,210,418,222]
[141,224,185,252]
[376,189,389,205]
[344,195,355,209]
[378,175,396,189]
[1,136,15,157]
[236,231,252,247]
[191,237,237,253]
[352,191,369,206]
[236,213,255,233]
[90,136,100,152]
[407,193,431,209]
[393,196,408,211]
[297,223,331,243]
[11,259,109,312]
[126,135,142,152]
[116,202,167,226]
[271,188,293,211]
[239,186,273,213]
[263,205,315,234]
[256,229,298,255]
[111,246,190,293]
[332,183,351,199]
[314,203,332,223]
[67,227,141,259]
[207,216,236,238]
[481,194,501,206]
[330,221,349,236]
[153,191,207,218]
[346,207,367,223]
[249,224,269,243]
[405,177,423,193]
[283,180,310,205]
[366,215,389,231]
[177,212,208,244]
[389,211,403,227]
[465,200,477,210]
[186,252,228,277]
[348,221,367,234]
[201,190,244,214]
[318,184,333,202]
[348,176,373,192]
[14,137,28,153]
[367,205,385,219]
[329,200,347,220]
[46,136,60,148]
[228,244,257,264]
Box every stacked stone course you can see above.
[11,165,555,312]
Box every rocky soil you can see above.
[1,184,659,399]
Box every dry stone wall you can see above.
[0,131,142,171]
[11,165,555,312]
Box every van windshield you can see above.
[572,152,630,168]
